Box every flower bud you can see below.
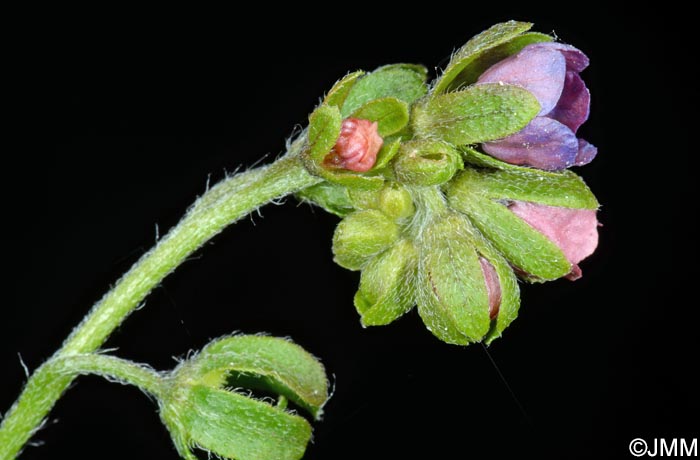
[447,166,599,281]
[160,335,329,460]
[324,118,383,172]
[354,239,418,326]
[415,213,494,344]
[332,209,399,270]
[508,201,598,280]
[393,139,464,186]
[377,183,415,220]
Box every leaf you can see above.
[412,83,540,145]
[181,385,311,460]
[448,166,599,210]
[351,97,409,137]
[324,70,365,108]
[415,213,492,344]
[450,194,571,281]
[306,104,341,163]
[295,182,354,217]
[354,239,417,326]
[432,20,533,94]
[192,335,329,419]
[342,64,428,116]
[332,209,399,270]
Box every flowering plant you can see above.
[0,21,599,460]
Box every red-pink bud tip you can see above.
[479,258,502,320]
[324,118,383,172]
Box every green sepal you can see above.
[324,70,365,108]
[351,97,409,137]
[446,32,553,90]
[393,139,464,186]
[161,335,329,460]
[415,213,492,344]
[374,137,402,169]
[376,183,415,220]
[295,182,354,217]
[342,64,428,116]
[462,221,521,344]
[305,104,342,164]
[191,335,329,419]
[450,193,571,281]
[412,83,540,145]
[332,209,399,270]
[432,20,533,94]
[448,166,599,210]
[174,385,312,460]
[354,239,418,326]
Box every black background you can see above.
[2,6,695,460]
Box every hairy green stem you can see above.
[53,354,164,398]
[0,152,321,459]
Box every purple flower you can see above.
[478,43,597,170]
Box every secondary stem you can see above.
[52,354,164,398]
[0,151,321,459]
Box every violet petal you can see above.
[574,139,598,166]
[546,71,590,132]
[478,45,566,115]
[482,117,579,170]
[529,42,590,72]
[508,201,598,270]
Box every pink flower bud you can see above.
[324,118,383,172]
[479,258,502,319]
[508,201,598,280]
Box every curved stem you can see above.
[52,354,164,398]
[0,152,321,459]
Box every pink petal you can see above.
[482,117,579,170]
[546,71,590,132]
[508,201,599,278]
[479,258,502,320]
[478,45,566,115]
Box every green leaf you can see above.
[332,209,399,270]
[354,239,417,326]
[295,182,354,217]
[306,104,341,163]
[450,194,571,281]
[393,139,464,186]
[342,64,428,116]
[446,32,553,90]
[448,167,599,210]
[415,213,492,344]
[412,83,540,145]
[181,385,311,460]
[194,335,329,418]
[432,20,533,94]
[324,70,365,108]
[351,97,409,137]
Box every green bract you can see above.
[160,335,329,460]
[295,20,599,345]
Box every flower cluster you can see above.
[299,21,599,345]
